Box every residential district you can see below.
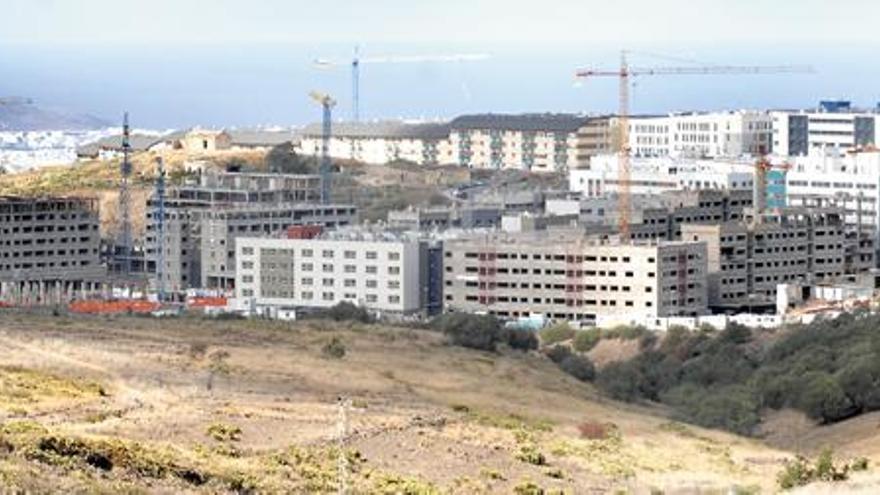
[3,99,880,330]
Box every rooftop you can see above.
[300,120,451,139]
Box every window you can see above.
[301,291,313,300]
[242,247,254,255]
[301,262,313,271]
[344,264,356,273]
[241,289,254,297]
[366,294,378,303]
[344,250,356,259]
[301,277,313,286]
[322,249,334,258]
[322,278,334,287]
[322,292,335,301]
[366,265,377,274]
[388,266,400,275]
[242,275,254,283]
[389,295,400,304]
[388,252,401,261]
[241,261,254,269]
[322,263,334,272]
[366,280,378,288]
[366,251,378,260]
[302,249,313,257]
[387,280,400,289]
[344,279,356,288]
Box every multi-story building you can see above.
[628,111,772,158]
[449,114,593,172]
[199,204,358,289]
[0,196,106,304]
[234,231,440,316]
[547,189,753,241]
[569,155,754,197]
[298,121,453,165]
[443,230,708,324]
[681,208,854,311]
[771,101,880,156]
[145,172,354,294]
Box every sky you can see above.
[2,0,879,127]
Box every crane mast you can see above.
[575,52,812,240]
[309,91,336,203]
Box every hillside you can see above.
[0,99,108,131]
[0,313,877,493]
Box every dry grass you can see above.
[0,313,875,492]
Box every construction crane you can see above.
[314,47,489,121]
[117,112,133,275]
[309,91,335,204]
[154,157,167,303]
[575,51,813,239]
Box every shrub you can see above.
[545,345,572,364]
[515,444,546,466]
[321,337,347,359]
[513,479,545,495]
[206,423,242,442]
[309,302,373,324]
[603,325,649,340]
[431,313,505,352]
[572,328,601,352]
[539,324,575,346]
[777,449,851,489]
[559,354,595,382]
[576,421,615,440]
[508,329,539,351]
[661,384,760,436]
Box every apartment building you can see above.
[784,151,880,241]
[0,196,106,304]
[547,189,753,241]
[570,155,754,197]
[144,172,353,294]
[298,121,453,165]
[199,204,357,289]
[443,231,708,324]
[628,111,772,158]
[449,114,592,172]
[234,232,439,315]
[771,101,880,156]
[681,208,853,311]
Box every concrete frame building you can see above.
[234,231,439,316]
[145,172,355,294]
[298,121,453,165]
[681,208,855,311]
[0,196,106,304]
[443,231,708,324]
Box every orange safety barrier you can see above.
[186,296,228,308]
[69,299,161,314]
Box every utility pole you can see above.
[154,157,166,303]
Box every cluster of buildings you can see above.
[3,100,880,329]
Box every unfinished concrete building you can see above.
[443,230,708,324]
[681,208,855,311]
[0,196,106,304]
[145,172,355,294]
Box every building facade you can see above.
[628,111,772,158]
[443,231,708,324]
[0,196,106,304]
[771,102,880,156]
[144,172,355,294]
[234,233,436,315]
[681,208,855,311]
[298,121,453,165]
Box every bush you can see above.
[559,354,595,382]
[661,384,760,436]
[603,325,649,340]
[321,337,347,359]
[777,449,851,489]
[266,142,315,174]
[572,328,601,352]
[515,444,546,466]
[545,345,572,364]
[309,302,373,324]
[508,329,539,351]
[539,324,575,346]
[430,313,505,352]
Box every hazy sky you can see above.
[2,1,879,128]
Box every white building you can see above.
[784,150,880,243]
[298,121,453,165]
[569,155,754,197]
[234,233,429,315]
[771,102,880,156]
[628,111,772,158]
